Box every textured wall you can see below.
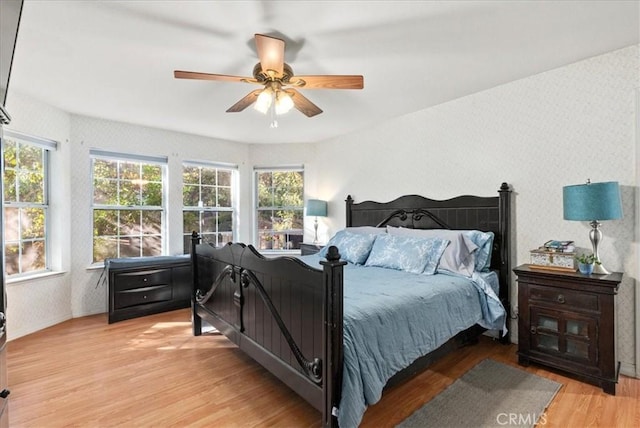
[309,45,638,374]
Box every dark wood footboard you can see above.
[191,234,346,427]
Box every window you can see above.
[254,167,304,251]
[182,162,237,253]
[2,130,56,276]
[91,150,166,263]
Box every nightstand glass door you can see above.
[529,307,597,365]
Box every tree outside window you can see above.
[182,163,236,253]
[255,169,303,251]
[91,154,165,263]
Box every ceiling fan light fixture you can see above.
[254,87,274,114]
[275,90,294,115]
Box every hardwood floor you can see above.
[7,309,640,427]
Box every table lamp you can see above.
[563,180,622,275]
[306,199,327,244]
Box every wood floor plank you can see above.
[7,309,639,427]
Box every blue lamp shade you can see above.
[306,199,327,217]
[563,181,623,221]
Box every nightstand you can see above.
[513,264,622,394]
[300,242,324,255]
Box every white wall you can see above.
[301,44,636,375]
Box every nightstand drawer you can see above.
[113,269,172,291]
[114,284,172,309]
[528,284,598,311]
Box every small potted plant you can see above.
[576,253,600,275]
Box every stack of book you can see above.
[529,240,576,272]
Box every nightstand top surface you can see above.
[514,264,623,284]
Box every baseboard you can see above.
[620,362,638,378]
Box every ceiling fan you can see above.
[174,34,364,124]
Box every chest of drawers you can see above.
[107,256,191,323]
[513,264,622,394]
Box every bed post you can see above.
[345,195,354,227]
[320,246,347,428]
[190,231,202,336]
[498,182,512,343]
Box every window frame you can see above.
[182,160,238,253]
[2,129,57,278]
[90,149,168,264]
[253,165,304,252]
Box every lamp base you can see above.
[313,217,319,244]
[592,263,610,275]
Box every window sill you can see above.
[260,250,302,258]
[6,270,68,285]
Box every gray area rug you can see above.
[397,359,562,428]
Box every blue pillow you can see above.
[317,230,377,265]
[464,230,494,272]
[364,234,449,274]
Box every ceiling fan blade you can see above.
[255,34,285,78]
[226,89,263,113]
[288,75,364,89]
[285,89,323,117]
[174,70,257,84]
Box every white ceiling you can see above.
[10,0,639,144]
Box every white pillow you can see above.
[387,226,478,277]
[346,226,387,235]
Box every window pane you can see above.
[20,145,43,171]
[93,236,118,261]
[142,164,161,182]
[183,211,199,234]
[201,186,216,207]
[4,243,19,275]
[258,210,273,231]
[21,240,46,273]
[4,207,19,241]
[3,169,16,201]
[142,182,162,206]
[218,170,231,186]
[218,187,231,207]
[201,211,216,233]
[142,210,162,235]
[94,210,118,236]
[142,236,162,256]
[93,178,118,205]
[3,140,16,168]
[201,168,216,185]
[120,236,141,258]
[218,211,232,232]
[182,166,199,185]
[93,159,117,179]
[120,181,141,206]
[119,210,141,235]
[120,162,140,181]
[19,171,44,203]
[183,184,199,207]
[21,208,45,239]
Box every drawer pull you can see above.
[557,294,566,304]
[530,326,537,334]
[0,389,10,399]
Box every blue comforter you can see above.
[299,254,506,427]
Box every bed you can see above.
[190,183,512,427]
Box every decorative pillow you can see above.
[364,234,449,275]
[388,226,494,273]
[387,227,478,277]
[317,230,377,265]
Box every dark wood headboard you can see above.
[345,183,512,329]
